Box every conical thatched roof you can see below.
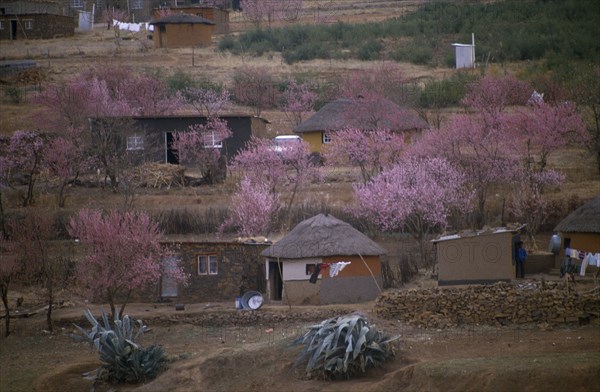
[554,196,600,233]
[150,14,215,25]
[293,98,428,133]
[261,213,386,259]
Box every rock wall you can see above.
[375,281,600,329]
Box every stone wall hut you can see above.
[149,13,214,49]
[261,213,386,305]
[553,196,600,268]
[293,98,428,154]
[0,0,74,40]
[159,236,270,303]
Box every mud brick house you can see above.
[433,226,526,286]
[553,196,600,268]
[160,236,270,303]
[0,0,74,40]
[293,98,429,154]
[160,6,229,34]
[91,114,269,165]
[149,13,214,48]
[261,214,386,305]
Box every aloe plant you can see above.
[292,313,398,380]
[70,308,167,385]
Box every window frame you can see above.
[127,134,144,151]
[0,20,5,30]
[131,0,144,10]
[203,131,223,149]
[23,19,33,30]
[70,0,84,9]
[197,254,218,275]
[322,132,332,144]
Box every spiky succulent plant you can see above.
[70,308,167,385]
[292,312,398,380]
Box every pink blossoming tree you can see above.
[322,128,405,183]
[68,209,188,321]
[279,79,317,126]
[220,176,280,237]
[5,211,71,332]
[353,157,472,266]
[173,118,232,184]
[4,131,47,207]
[231,137,320,230]
[44,127,94,207]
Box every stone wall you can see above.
[375,281,600,329]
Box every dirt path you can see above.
[1,299,599,392]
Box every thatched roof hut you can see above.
[150,14,215,26]
[261,214,385,305]
[293,98,428,133]
[261,213,386,259]
[554,196,600,233]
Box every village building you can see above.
[158,236,270,303]
[433,226,526,286]
[149,13,214,48]
[293,98,428,154]
[552,196,600,268]
[0,0,74,40]
[160,6,229,34]
[261,214,385,305]
[91,114,269,165]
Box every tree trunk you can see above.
[118,290,132,321]
[46,279,53,332]
[1,285,10,337]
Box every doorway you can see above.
[10,20,17,40]
[165,132,179,164]
[268,261,283,301]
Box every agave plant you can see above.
[291,312,398,380]
[70,308,167,385]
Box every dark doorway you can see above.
[268,261,283,301]
[564,238,571,250]
[165,132,178,164]
[10,20,17,40]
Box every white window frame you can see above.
[198,254,218,275]
[203,131,223,149]
[131,0,144,10]
[127,134,144,151]
[322,132,332,144]
[23,19,33,30]
[70,0,84,9]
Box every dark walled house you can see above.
[91,114,270,165]
[150,13,214,49]
[0,1,74,40]
[162,6,229,34]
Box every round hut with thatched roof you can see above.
[553,196,600,267]
[261,213,386,305]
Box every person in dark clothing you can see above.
[515,241,527,279]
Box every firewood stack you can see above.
[129,163,185,188]
[375,281,600,329]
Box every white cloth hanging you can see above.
[329,261,351,278]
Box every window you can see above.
[305,264,317,275]
[131,0,144,10]
[322,132,332,144]
[203,132,223,148]
[23,19,33,30]
[0,21,4,30]
[70,0,84,9]
[127,134,144,150]
[198,254,218,275]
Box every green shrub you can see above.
[4,86,24,104]
[291,313,398,380]
[357,39,384,61]
[70,309,167,385]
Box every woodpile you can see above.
[375,281,600,329]
[128,163,185,189]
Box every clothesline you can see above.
[309,261,352,283]
[564,247,600,276]
[113,19,154,32]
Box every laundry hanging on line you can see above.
[308,261,352,283]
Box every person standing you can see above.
[515,241,527,279]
